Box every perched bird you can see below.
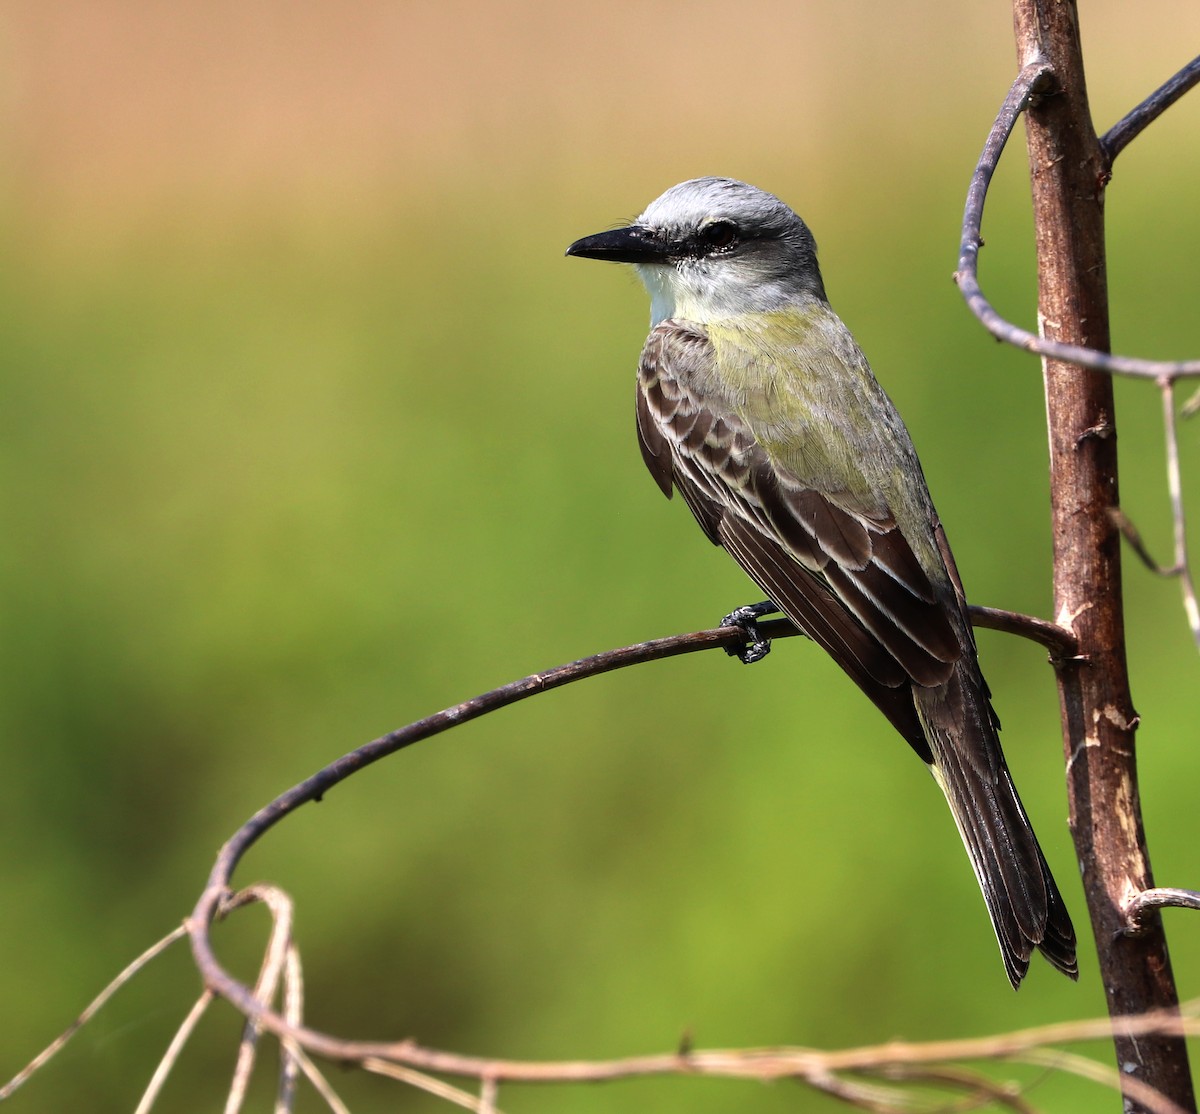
[566,177,1077,987]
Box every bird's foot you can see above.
[720,601,778,664]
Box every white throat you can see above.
[635,259,803,327]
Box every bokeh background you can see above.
[3,2,1199,1111]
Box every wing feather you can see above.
[718,514,930,757]
[636,380,675,500]
[632,315,1076,984]
[638,319,961,694]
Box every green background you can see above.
[2,2,1198,1110]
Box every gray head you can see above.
[566,177,826,325]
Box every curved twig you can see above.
[1015,1047,1191,1114]
[1102,55,1200,164]
[188,619,803,1060]
[1107,382,1200,653]
[954,63,1200,380]
[134,990,215,1114]
[194,621,800,884]
[0,924,190,1102]
[968,604,1077,658]
[1127,888,1200,926]
[188,603,1081,1069]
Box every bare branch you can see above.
[479,1075,499,1114]
[1127,888,1200,924]
[189,619,803,925]
[139,957,1200,1096]
[1160,379,1200,650]
[224,886,297,1114]
[830,1063,1040,1113]
[967,605,1077,658]
[15,872,1200,1113]
[0,924,189,1102]
[134,991,216,1114]
[1012,2,1194,1108]
[279,943,305,1112]
[185,600,1073,1068]
[362,1059,504,1114]
[1108,507,1175,576]
[280,1042,353,1114]
[1101,55,1200,163]
[187,869,1200,1096]
[954,66,1200,380]
[1106,381,1200,651]
[1015,1048,1191,1114]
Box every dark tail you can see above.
[918,670,1078,987]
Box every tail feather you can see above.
[1030,840,1079,978]
[919,670,1078,988]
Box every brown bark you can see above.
[1012,2,1195,1110]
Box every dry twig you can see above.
[954,57,1200,380]
[0,924,189,1103]
[134,991,215,1114]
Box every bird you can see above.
[565,176,1077,987]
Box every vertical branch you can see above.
[1011,3,1195,1112]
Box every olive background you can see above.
[2,3,1199,1111]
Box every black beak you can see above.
[566,225,666,264]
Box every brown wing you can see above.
[636,320,963,758]
[636,319,1079,985]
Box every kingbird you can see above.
[566,177,1077,987]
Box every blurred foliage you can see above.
[1,3,1198,1112]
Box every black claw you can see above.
[720,602,778,664]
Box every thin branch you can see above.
[224,886,296,1114]
[799,1068,936,1113]
[1108,507,1174,575]
[279,1042,352,1114]
[1101,55,1200,163]
[874,1064,1040,1114]
[967,605,1077,658]
[280,1046,350,1114]
[954,66,1200,380]
[1160,378,1200,650]
[1106,381,1200,651]
[0,924,189,1101]
[187,603,1072,1060]
[188,601,1063,944]
[182,900,1200,1098]
[362,1058,505,1114]
[1127,887,1200,923]
[185,621,799,1061]
[479,1075,499,1114]
[278,943,305,1112]
[1014,1048,1190,1114]
[808,1063,1039,1114]
[133,991,216,1114]
[16,874,1200,1111]
[191,619,800,918]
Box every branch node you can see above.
[1107,508,1178,577]
[1125,888,1200,933]
[1076,419,1116,447]
[967,604,1078,658]
[1028,65,1059,106]
[1101,55,1200,164]
[955,65,1200,378]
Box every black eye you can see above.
[700,220,738,250]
